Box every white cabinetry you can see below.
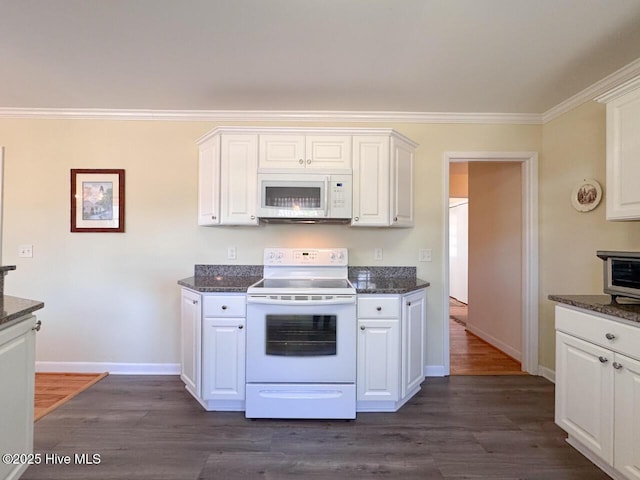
[597,76,640,220]
[258,134,351,171]
[0,315,37,480]
[357,288,426,412]
[180,289,246,411]
[352,133,416,227]
[197,134,258,226]
[555,305,640,479]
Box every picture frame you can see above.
[571,178,602,213]
[70,169,125,232]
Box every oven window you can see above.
[266,315,337,356]
[611,259,640,290]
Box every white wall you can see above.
[0,118,542,373]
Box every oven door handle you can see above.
[247,296,355,306]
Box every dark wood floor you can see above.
[23,375,609,480]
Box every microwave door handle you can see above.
[324,176,329,217]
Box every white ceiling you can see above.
[2,0,640,116]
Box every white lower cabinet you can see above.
[180,288,246,411]
[555,305,640,480]
[0,315,37,480]
[357,288,426,412]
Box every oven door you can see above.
[246,296,356,383]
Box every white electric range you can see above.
[245,248,357,419]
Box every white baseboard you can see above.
[424,365,447,377]
[35,361,181,375]
[537,365,555,383]
[465,323,521,362]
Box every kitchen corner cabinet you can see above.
[197,134,258,226]
[258,134,351,171]
[356,288,426,412]
[597,77,640,221]
[555,305,640,480]
[352,133,416,227]
[180,288,246,411]
[0,315,37,480]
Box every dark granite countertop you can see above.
[549,294,640,324]
[179,265,430,295]
[0,295,45,331]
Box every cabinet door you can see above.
[220,135,258,225]
[555,331,614,463]
[0,316,36,480]
[202,318,246,401]
[614,352,640,480]
[402,290,426,397]
[305,136,351,170]
[351,136,391,226]
[259,135,305,169]
[357,318,400,402]
[198,136,220,225]
[180,289,201,397]
[391,137,414,227]
[606,87,640,220]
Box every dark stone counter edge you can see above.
[178,277,430,294]
[549,294,640,324]
[0,295,45,331]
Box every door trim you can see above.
[443,152,539,375]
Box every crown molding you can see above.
[542,57,640,123]
[0,107,542,125]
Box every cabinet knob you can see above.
[221,305,228,310]
[605,333,616,340]
[407,301,412,306]
[32,320,42,332]
[360,325,366,330]
[238,325,244,329]
[354,217,359,222]
[394,216,398,222]
[376,306,382,311]
[299,159,304,165]
[598,356,608,364]
[306,159,311,164]
[192,300,198,305]
[212,215,217,220]
[250,215,255,220]
[613,362,623,370]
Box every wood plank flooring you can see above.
[34,372,108,421]
[22,375,609,480]
[449,300,526,375]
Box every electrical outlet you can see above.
[227,246,237,260]
[19,244,33,258]
[419,249,432,262]
[374,248,383,261]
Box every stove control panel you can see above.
[264,248,348,266]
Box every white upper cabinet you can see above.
[259,134,351,171]
[352,132,417,227]
[197,133,258,226]
[597,77,640,220]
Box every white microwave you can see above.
[256,173,352,222]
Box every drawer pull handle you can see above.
[376,306,382,311]
[613,362,623,370]
[605,333,616,340]
[221,305,228,310]
[32,320,42,332]
[598,356,608,364]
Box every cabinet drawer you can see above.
[203,295,246,317]
[358,297,400,318]
[555,305,640,360]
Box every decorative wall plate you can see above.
[571,178,602,212]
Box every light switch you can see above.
[227,246,237,260]
[419,249,432,262]
[374,248,383,261]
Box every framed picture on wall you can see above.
[571,178,602,213]
[70,169,125,232]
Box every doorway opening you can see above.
[443,152,539,376]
